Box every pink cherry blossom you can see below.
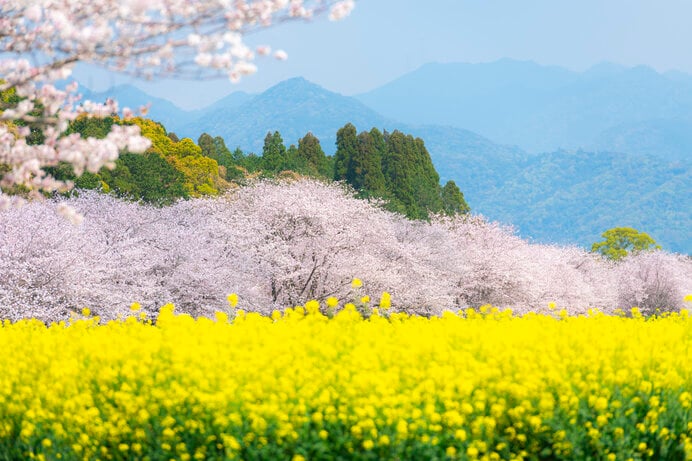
[1,180,689,322]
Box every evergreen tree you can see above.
[262,131,287,173]
[297,132,329,177]
[346,131,368,190]
[333,124,387,198]
[284,144,303,172]
[370,128,387,164]
[382,130,416,216]
[243,152,263,173]
[213,137,233,162]
[65,115,118,139]
[232,147,245,163]
[50,151,189,205]
[115,152,189,204]
[441,180,470,215]
[334,123,358,181]
[198,133,215,157]
[380,131,449,219]
[355,130,386,197]
[410,136,443,214]
[229,146,258,175]
[198,133,239,180]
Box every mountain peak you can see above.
[269,76,324,90]
[185,75,391,154]
[584,61,627,76]
[88,83,148,99]
[626,64,661,79]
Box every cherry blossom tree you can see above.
[0,200,88,320]
[0,0,355,212]
[616,251,689,315]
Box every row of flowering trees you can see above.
[1,180,689,322]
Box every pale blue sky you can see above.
[74,0,692,109]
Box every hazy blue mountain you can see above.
[465,150,691,254]
[356,60,692,159]
[180,77,394,153]
[85,84,191,132]
[357,59,574,144]
[83,84,252,139]
[593,119,692,161]
[422,133,691,253]
[405,125,528,209]
[191,90,253,118]
[176,74,689,253]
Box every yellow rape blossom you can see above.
[379,291,391,310]
[326,297,339,308]
[305,300,320,315]
[226,293,239,308]
[0,302,690,459]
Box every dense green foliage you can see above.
[441,180,471,215]
[50,117,187,204]
[53,117,205,204]
[297,132,332,178]
[198,133,246,181]
[261,131,288,173]
[334,124,469,219]
[592,227,661,260]
[196,123,467,220]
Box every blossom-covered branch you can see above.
[0,0,355,210]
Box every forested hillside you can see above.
[474,150,690,252]
[434,148,691,253]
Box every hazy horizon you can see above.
[78,58,692,111]
[72,0,692,109]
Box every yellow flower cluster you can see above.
[0,304,691,460]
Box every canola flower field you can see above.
[1,297,692,461]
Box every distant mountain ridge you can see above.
[81,84,253,139]
[357,59,692,160]
[82,84,192,131]
[80,71,691,254]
